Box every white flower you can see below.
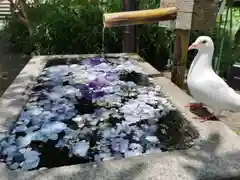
[72,141,90,157]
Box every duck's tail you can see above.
[228,88,240,112]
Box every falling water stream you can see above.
[101,27,105,58]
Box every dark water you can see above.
[10,56,200,170]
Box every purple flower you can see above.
[92,108,105,117]
[81,57,103,66]
[105,73,119,81]
[88,78,108,89]
[75,84,92,100]
[92,90,106,99]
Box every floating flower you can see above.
[81,57,103,66]
[72,141,90,157]
[0,56,177,171]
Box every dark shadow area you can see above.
[213,177,240,180]
[30,139,90,169]
[178,132,240,180]
[157,110,199,151]
[0,161,147,180]
[119,71,151,86]
[0,70,41,130]
[45,58,81,67]
[0,54,30,96]
[189,106,219,121]
[148,73,164,78]
[114,163,147,180]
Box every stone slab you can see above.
[0,54,240,180]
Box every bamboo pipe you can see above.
[103,7,177,28]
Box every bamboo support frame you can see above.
[103,1,219,88]
[103,7,177,28]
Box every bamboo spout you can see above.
[103,7,177,28]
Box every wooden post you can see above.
[123,0,137,53]
[170,0,193,88]
[159,0,218,88]
[171,29,190,88]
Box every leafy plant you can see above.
[0,0,237,75]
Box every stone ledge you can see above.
[0,54,240,180]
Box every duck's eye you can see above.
[202,40,207,44]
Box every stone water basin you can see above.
[0,54,198,171]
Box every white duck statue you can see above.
[186,36,240,121]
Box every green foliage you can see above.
[2,0,123,54]
[0,0,172,69]
[0,17,32,53]
[0,0,238,74]
[138,24,173,70]
[138,0,174,69]
[188,25,237,76]
[32,0,123,54]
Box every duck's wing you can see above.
[196,73,240,110]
